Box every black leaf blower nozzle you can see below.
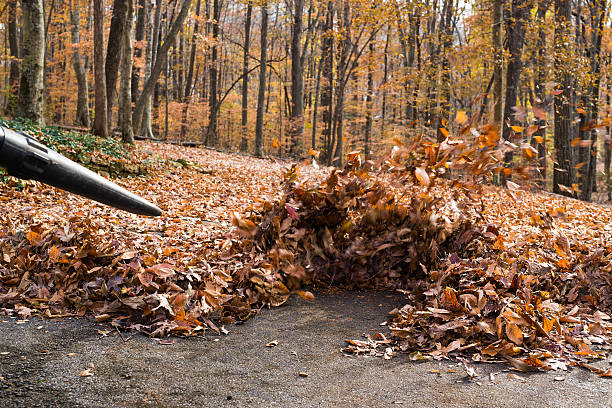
[0,126,161,216]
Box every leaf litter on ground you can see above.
[1,124,612,377]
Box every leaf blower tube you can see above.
[0,126,161,216]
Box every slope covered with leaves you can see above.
[1,132,612,375]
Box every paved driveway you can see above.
[1,291,610,407]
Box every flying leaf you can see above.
[296,290,315,301]
[456,111,468,125]
[415,167,430,186]
[533,105,547,120]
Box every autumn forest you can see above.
[0,0,610,201]
[6,0,612,388]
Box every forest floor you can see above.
[2,140,612,406]
[1,291,611,408]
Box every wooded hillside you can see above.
[0,0,611,199]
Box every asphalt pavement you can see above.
[0,291,610,408]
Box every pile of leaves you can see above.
[0,211,244,336]
[0,141,312,336]
[233,130,612,375]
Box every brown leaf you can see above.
[296,291,315,301]
[505,323,523,345]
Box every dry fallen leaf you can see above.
[79,369,94,377]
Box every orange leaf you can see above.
[533,135,544,144]
[522,146,535,159]
[542,316,555,334]
[296,291,315,301]
[456,111,468,125]
[26,231,42,246]
[511,125,524,133]
[439,127,450,138]
[526,125,539,137]
[48,245,61,263]
[415,167,430,186]
[506,323,523,345]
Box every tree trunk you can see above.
[364,40,374,160]
[289,0,305,156]
[180,0,201,141]
[435,0,453,142]
[321,2,334,163]
[132,0,193,136]
[311,53,322,151]
[131,0,148,102]
[492,0,503,125]
[580,0,606,201]
[5,0,20,114]
[380,25,390,136]
[205,0,220,146]
[69,0,90,127]
[254,2,268,157]
[533,0,550,185]
[332,1,351,166]
[501,0,529,183]
[105,0,129,131]
[120,0,135,144]
[240,1,253,151]
[605,75,611,200]
[17,0,45,125]
[92,0,108,137]
[553,0,575,196]
[140,0,161,139]
[502,0,528,141]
